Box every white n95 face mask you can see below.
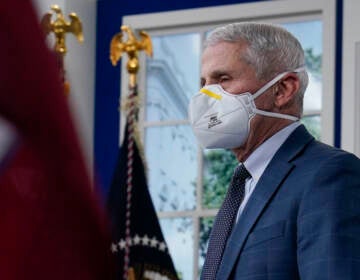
[188,68,304,149]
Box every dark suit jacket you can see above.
[216,125,360,280]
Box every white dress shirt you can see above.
[235,121,301,222]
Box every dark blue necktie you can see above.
[201,164,251,280]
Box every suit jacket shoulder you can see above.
[217,125,360,280]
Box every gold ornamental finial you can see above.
[41,5,83,54]
[110,25,153,87]
[40,5,83,96]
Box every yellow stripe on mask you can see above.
[200,88,222,100]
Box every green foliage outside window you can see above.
[202,149,238,209]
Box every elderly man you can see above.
[189,22,360,280]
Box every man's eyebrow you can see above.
[210,70,231,77]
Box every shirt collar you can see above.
[243,121,301,182]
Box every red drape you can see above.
[0,1,114,279]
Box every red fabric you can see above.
[0,1,114,279]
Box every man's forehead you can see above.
[201,46,246,74]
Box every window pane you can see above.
[282,21,323,113]
[146,33,201,122]
[145,125,197,211]
[202,149,238,209]
[160,218,194,280]
[301,115,321,140]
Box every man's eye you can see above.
[219,77,230,84]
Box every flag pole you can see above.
[40,5,84,96]
[109,25,153,280]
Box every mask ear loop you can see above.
[253,108,299,121]
[252,66,306,100]
[251,66,306,121]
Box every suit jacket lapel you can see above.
[216,125,314,280]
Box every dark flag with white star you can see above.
[107,118,179,280]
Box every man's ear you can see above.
[274,73,300,108]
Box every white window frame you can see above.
[121,0,336,279]
[122,0,336,145]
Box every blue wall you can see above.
[95,0,342,196]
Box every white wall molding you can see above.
[342,0,360,156]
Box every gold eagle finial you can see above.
[110,25,153,87]
[41,4,84,54]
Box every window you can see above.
[122,1,336,279]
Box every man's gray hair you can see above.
[204,22,309,110]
